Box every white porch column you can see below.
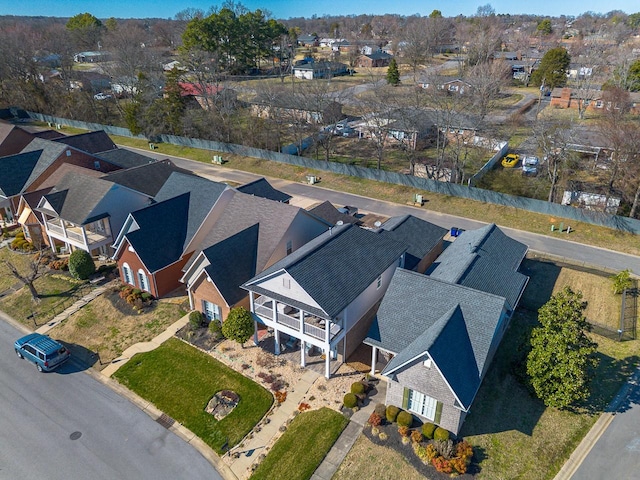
[47,233,56,253]
[274,329,281,355]
[81,227,89,250]
[187,287,194,310]
[371,346,377,375]
[300,341,306,367]
[324,350,330,379]
[299,309,304,333]
[253,320,259,345]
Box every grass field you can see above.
[250,407,348,480]
[113,338,273,454]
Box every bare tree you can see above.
[4,244,48,302]
[465,59,511,119]
[568,39,606,119]
[533,117,574,202]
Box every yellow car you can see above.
[501,153,520,168]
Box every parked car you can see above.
[501,153,519,168]
[522,156,539,175]
[14,333,70,372]
[94,92,112,100]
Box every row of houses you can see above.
[0,121,529,435]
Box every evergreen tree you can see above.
[526,287,599,408]
[222,307,254,348]
[531,47,571,88]
[386,58,400,86]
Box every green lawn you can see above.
[113,338,273,453]
[250,407,348,480]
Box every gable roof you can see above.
[428,223,528,311]
[153,172,229,247]
[0,150,41,198]
[20,138,70,188]
[202,224,260,306]
[37,163,104,191]
[53,131,116,154]
[37,173,116,224]
[307,201,361,226]
[101,160,193,196]
[380,215,447,271]
[0,123,36,157]
[237,177,292,203]
[96,148,158,169]
[363,51,392,60]
[192,191,315,273]
[365,268,508,409]
[124,193,190,273]
[244,224,407,319]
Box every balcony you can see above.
[254,296,343,342]
[45,219,111,250]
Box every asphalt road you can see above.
[126,146,640,275]
[0,320,221,480]
[570,378,640,480]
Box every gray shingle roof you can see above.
[54,131,116,154]
[429,224,528,311]
[380,215,446,271]
[97,148,157,169]
[203,224,259,306]
[193,191,311,274]
[365,268,508,409]
[244,224,408,320]
[101,160,193,197]
[307,201,361,226]
[154,172,228,248]
[37,173,114,225]
[125,193,190,273]
[20,138,69,189]
[237,177,292,203]
[0,150,41,197]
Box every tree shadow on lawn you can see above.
[519,258,562,312]
[584,353,640,415]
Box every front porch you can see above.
[45,218,112,254]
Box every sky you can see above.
[1,0,637,20]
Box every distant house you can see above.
[297,34,319,47]
[249,93,343,125]
[73,51,111,63]
[292,61,349,80]
[419,77,472,95]
[365,224,528,435]
[356,51,393,68]
[550,88,640,114]
[177,82,237,110]
[243,223,408,378]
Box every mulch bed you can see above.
[362,421,477,479]
[175,325,222,351]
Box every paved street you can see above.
[0,320,220,480]
[570,376,640,480]
[126,146,640,275]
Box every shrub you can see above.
[140,292,152,301]
[450,456,468,475]
[298,402,311,412]
[386,405,399,423]
[413,442,430,463]
[350,381,366,395]
[221,307,254,347]
[456,440,473,461]
[434,439,456,459]
[378,432,388,441]
[208,319,223,339]
[410,429,423,443]
[48,258,69,271]
[274,391,287,404]
[343,393,358,408]
[68,249,95,279]
[189,310,205,329]
[398,425,410,437]
[422,422,437,439]
[396,410,413,428]
[433,426,450,441]
[371,426,380,436]
[611,269,633,294]
[368,412,382,427]
[374,403,387,418]
[425,443,439,462]
[432,456,453,474]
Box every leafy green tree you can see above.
[68,249,96,280]
[429,10,443,18]
[66,12,103,50]
[611,269,633,294]
[627,12,640,28]
[537,19,553,35]
[628,59,640,92]
[531,47,570,88]
[222,307,254,347]
[527,287,599,408]
[386,58,400,86]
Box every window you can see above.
[137,269,149,292]
[286,240,292,255]
[283,278,291,289]
[94,160,101,170]
[122,263,134,285]
[376,275,382,289]
[202,300,221,321]
[408,389,438,421]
